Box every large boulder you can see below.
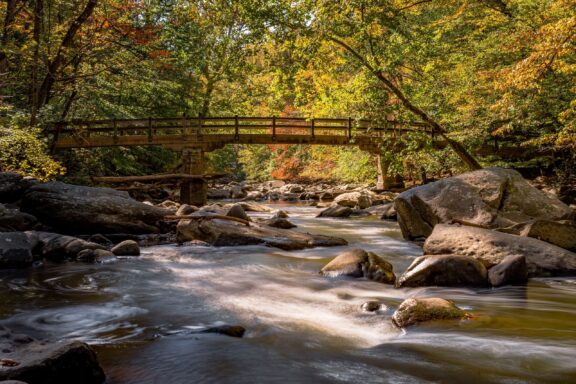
[320,248,396,284]
[0,173,36,203]
[392,298,468,328]
[396,254,489,288]
[424,224,576,277]
[177,218,347,250]
[0,327,105,384]
[316,204,353,218]
[506,219,576,252]
[20,182,170,234]
[0,232,34,268]
[334,191,373,209]
[395,167,573,240]
[0,205,37,232]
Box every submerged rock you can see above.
[176,218,347,250]
[320,248,396,284]
[26,231,106,262]
[424,224,576,277]
[0,327,105,384]
[21,182,170,234]
[395,167,573,241]
[392,298,468,328]
[397,254,489,288]
[199,325,246,338]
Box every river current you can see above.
[1,203,575,383]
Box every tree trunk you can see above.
[328,36,482,171]
[30,0,44,125]
[0,0,23,78]
[34,0,98,112]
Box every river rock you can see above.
[0,205,37,232]
[396,255,489,288]
[514,220,576,252]
[0,232,34,268]
[77,248,114,262]
[158,200,179,209]
[0,173,36,203]
[263,217,296,229]
[111,240,140,256]
[488,255,528,287]
[316,204,353,218]
[273,210,289,218]
[334,191,373,209]
[226,203,250,221]
[392,298,468,328]
[237,202,272,213]
[207,188,231,199]
[365,202,396,220]
[176,218,347,250]
[26,232,107,261]
[231,185,247,199]
[0,327,105,384]
[176,204,198,216]
[395,167,574,241]
[244,191,264,200]
[423,224,576,277]
[320,248,396,284]
[20,182,170,234]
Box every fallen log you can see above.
[165,214,250,226]
[93,173,227,183]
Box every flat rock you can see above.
[515,220,576,252]
[176,219,347,250]
[320,248,395,284]
[395,167,573,240]
[392,298,468,328]
[316,204,353,218]
[423,224,576,277]
[21,182,170,234]
[397,254,489,288]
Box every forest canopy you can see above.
[1,0,574,182]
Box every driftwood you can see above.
[165,214,250,226]
[93,173,227,183]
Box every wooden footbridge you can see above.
[47,116,434,205]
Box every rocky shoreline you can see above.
[1,168,575,383]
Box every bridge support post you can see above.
[376,154,391,191]
[180,147,207,206]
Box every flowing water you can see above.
[1,203,576,383]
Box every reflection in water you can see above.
[1,203,576,383]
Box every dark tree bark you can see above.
[34,0,98,112]
[0,0,24,76]
[30,0,44,125]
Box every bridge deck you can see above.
[48,116,433,151]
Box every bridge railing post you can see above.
[348,117,352,140]
[197,113,202,138]
[234,115,239,140]
[272,116,276,141]
[311,118,315,139]
[148,117,153,143]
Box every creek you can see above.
[1,203,575,383]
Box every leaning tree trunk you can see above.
[328,36,482,171]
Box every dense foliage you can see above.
[1,0,574,183]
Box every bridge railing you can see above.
[47,116,432,144]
